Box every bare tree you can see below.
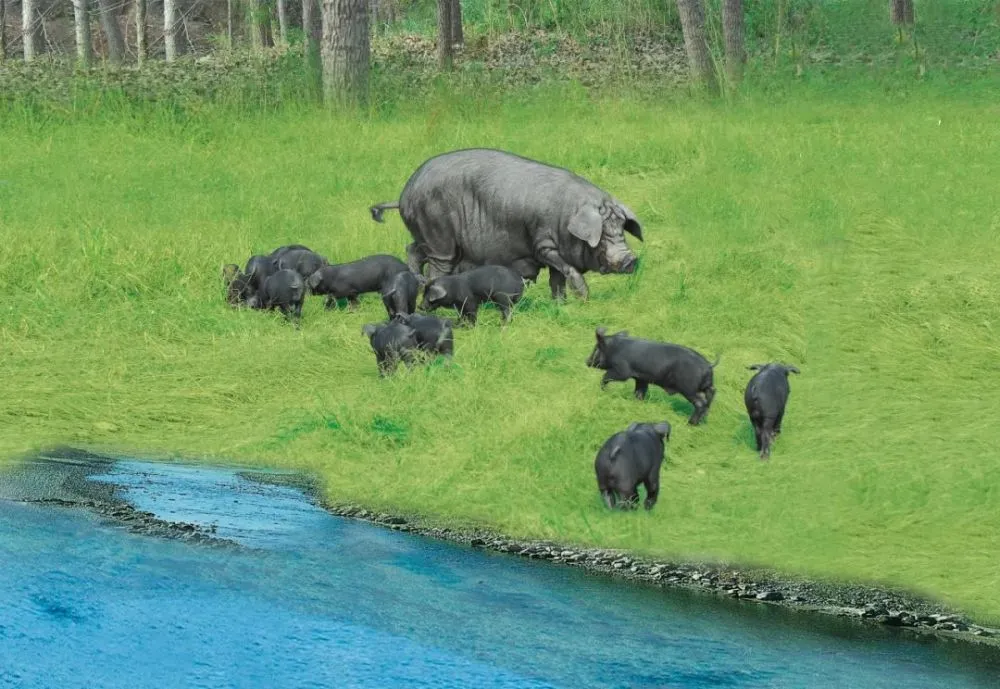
[22,0,42,61]
[164,0,180,60]
[721,0,744,85]
[676,0,717,91]
[0,0,7,63]
[73,0,92,65]
[136,0,148,64]
[98,0,125,64]
[321,0,369,107]
[277,0,288,45]
[449,0,462,48]
[436,0,451,70]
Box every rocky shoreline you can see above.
[4,449,998,650]
[239,470,1000,650]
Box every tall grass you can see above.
[2,75,1000,623]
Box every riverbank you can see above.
[5,448,998,650]
[3,82,998,628]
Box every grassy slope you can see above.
[1,81,999,621]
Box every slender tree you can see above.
[164,0,179,60]
[277,0,288,45]
[136,0,148,64]
[73,0,92,65]
[226,0,233,48]
[303,0,316,48]
[369,0,394,27]
[251,0,274,50]
[675,0,717,92]
[890,0,915,41]
[436,0,452,70]
[321,0,369,107]
[449,0,462,48]
[22,0,41,61]
[0,0,7,63]
[721,0,744,85]
[98,0,125,64]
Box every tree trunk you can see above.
[136,0,147,64]
[73,0,92,65]
[321,0,369,108]
[164,0,179,60]
[721,0,744,85]
[226,0,233,48]
[449,0,462,47]
[0,0,8,63]
[303,0,315,47]
[890,0,914,26]
[276,0,288,45]
[436,0,451,70]
[22,0,41,61]
[676,0,717,91]
[98,0,125,64]
[251,0,274,50]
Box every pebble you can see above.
[756,591,784,602]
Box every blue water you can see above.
[2,459,998,689]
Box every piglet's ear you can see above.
[653,422,671,439]
[361,324,377,338]
[307,270,323,290]
[426,282,447,301]
[595,326,607,342]
[626,422,640,433]
[787,366,801,375]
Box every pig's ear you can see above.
[653,422,671,439]
[568,203,603,248]
[361,324,377,338]
[426,282,447,301]
[609,444,622,461]
[595,326,607,342]
[626,422,640,433]
[413,272,428,286]
[307,270,323,290]
[787,365,800,375]
[383,287,397,298]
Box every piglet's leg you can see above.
[600,370,630,390]
[634,380,649,400]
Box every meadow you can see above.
[2,74,999,622]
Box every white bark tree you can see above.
[136,0,148,64]
[164,0,180,60]
[73,0,92,66]
[277,0,288,44]
[98,0,125,64]
[22,0,42,61]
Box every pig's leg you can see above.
[774,410,785,435]
[600,370,630,390]
[498,297,514,324]
[684,391,707,425]
[643,476,659,510]
[620,485,639,510]
[324,295,339,310]
[347,295,360,312]
[600,488,616,510]
[752,423,762,452]
[405,242,427,276]
[634,380,649,400]
[760,419,775,460]
[548,269,567,302]
[535,243,589,300]
[459,303,478,326]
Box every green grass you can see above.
[2,77,999,624]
